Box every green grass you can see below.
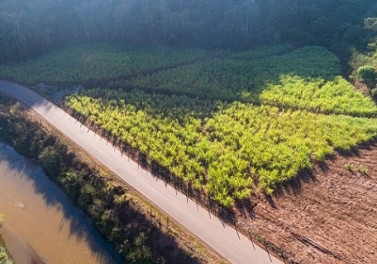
[66,89,377,207]
[0,43,219,84]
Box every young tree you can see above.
[357,65,377,88]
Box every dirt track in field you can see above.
[239,140,377,264]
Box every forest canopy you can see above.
[1,0,377,63]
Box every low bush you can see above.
[357,65,377,87]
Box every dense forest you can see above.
[1,0,377,64]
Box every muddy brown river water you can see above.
[0,142,123,264]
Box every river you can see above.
[0,141,123,264]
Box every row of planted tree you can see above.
[61,46,377,208]
[66,88,377,208]
[111,46,377,117]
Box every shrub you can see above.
[38,146,62,178]
[357,165,368,175]
[357,65,377,87]
[345,163,354,171]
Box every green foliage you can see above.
[3,44,375,118]
[127,46,340,102]
[229,44,293,60]
[38,146,62,178]
[357,65,377,86]
[126,233,153,264]
[67,89,377,207]
[345,163,354,171]
[357,164,368,174]
[0,43,218,84]
[125,46,376,116]
[349,51,377,77]
[0,0,375,63]
[260,75,377,116]
[0,247,13,264]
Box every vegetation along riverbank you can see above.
[0,96,223,264]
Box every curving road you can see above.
[0,80,283,264]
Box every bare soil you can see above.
[354,80,371,97]
[237,140,377,264]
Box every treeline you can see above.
[1,0,377,63]
[0,97,203,264]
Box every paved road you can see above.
[0,81,283,264]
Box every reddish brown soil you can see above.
[238,140,377,264]
[354,80,370,97]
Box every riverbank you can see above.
[0,95,223,263]
[0,141,122,264]
[0,229,12,264]
[0,246,12,264]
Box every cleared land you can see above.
[238,140,377,264]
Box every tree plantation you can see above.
[50,44,376,208]
[126,46,377,116]
[126,46,339,101]
[0,43,219,84]
[66,86,377,207]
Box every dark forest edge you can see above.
[1,0,377,67]
[0,96,223,264]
